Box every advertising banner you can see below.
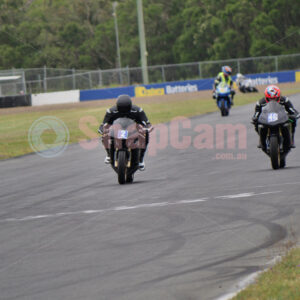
[79,70,297,102]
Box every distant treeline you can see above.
[0,0,299,69]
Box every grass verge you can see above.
[231,247,300,300]
[1,85,300,160]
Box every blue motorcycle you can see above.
[215,83,232,117]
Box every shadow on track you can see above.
[249,165,300,173]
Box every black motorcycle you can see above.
[102,118,147,184]
[257,101,295,169]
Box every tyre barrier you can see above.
[0,94,32,108]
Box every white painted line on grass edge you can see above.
[215,255,283,300]
[215,272,261,300]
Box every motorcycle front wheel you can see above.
[220,101,226,116]
[270,135,280,170]
[117,151,127,184]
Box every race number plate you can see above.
[268,113,278,123]
[117,130,128,139]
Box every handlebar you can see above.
[288,114,300,120]
[98,124,154,136]
[145,126,154,133]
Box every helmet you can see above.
[116,94,132,113]
[222,66,232,76]
[236,73,243,79]
[264,85,280,102]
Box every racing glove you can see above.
[98,124,104,134]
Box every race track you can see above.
[1,95,300,300]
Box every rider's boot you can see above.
[104,149,111,164]
[139,149,146,171]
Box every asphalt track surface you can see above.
[1,95,300,300]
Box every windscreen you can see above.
[258,101,288,126]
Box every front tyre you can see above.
[220,101,226,116]
[117,151,127,184]
[270,135,280,170]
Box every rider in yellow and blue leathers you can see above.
[213,66,235,104]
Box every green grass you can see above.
[1,86,300,160]
[0,107,106,159]
[231,247,300,300]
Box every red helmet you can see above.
[265,85,280,102]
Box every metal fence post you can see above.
[198,62,202,78]
[98,69,102,87]
[89,72,92,89]
[43,65,47,92]
[22,71,27,94]
[161,65,166,82]
[120,69,123,85]
[237,60,241,74]
[72,68,76,89]
[126,66,130,85]
[275,56,278,72]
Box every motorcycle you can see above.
[238,79,259,93]
[236,74,258,93]
[101,118,148,184]
[215,82,232,116]
[257,101,297,169]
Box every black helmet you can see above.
[116,94,132,113]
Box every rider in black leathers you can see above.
[252,85,299,148]
[98,94,152,170]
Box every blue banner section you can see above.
[233,70,295,85]
[80,86,135,101]
[79,70,296,102]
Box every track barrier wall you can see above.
[32,90,80,106]
[0,94,31,108]
[79,86,135,102]
[0,70,298,108]
[80,70,298,102]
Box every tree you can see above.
[0,0,298,70]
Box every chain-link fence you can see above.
[0,53,299,95]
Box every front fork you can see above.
[217,97,230,109]
[259,125,291,154]
[114,149,132,168]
